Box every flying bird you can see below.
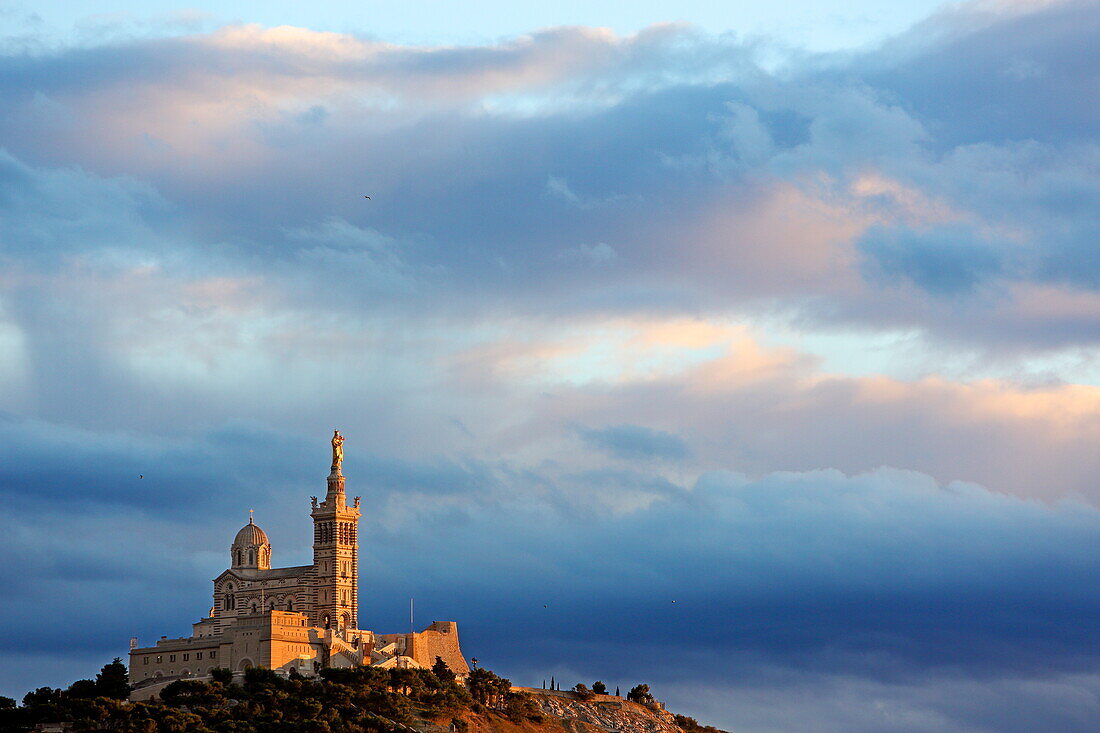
[363,195,371,199]
[139,475,144,479]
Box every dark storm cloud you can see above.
[0,416,1098,731]
[0,417,312,513]
[355,467,1100,732]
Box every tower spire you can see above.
[313,429,360,630]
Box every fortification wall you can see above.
[407,621,469,674]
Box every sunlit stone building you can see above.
[128,432,469,698]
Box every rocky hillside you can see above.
[505,689,682,733]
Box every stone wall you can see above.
[379,620,469,674]
[129,639,225,689]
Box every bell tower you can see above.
[311,430,360,630]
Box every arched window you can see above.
[251,602,257,613]
[248,549,255,564]
[286,599,293,611]
[225,594,235,610]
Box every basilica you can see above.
[129,432,469,698]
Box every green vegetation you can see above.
[0,657,725,733]
[674,713,729,733]
[571,683,594,700]
[0,659,544,733]
[627,683,655,704]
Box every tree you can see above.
[22,687,62,707]
[210,667,234,684]
[67,679,100,698]
[502,691,541,723]
[572,683,594,700]
[592,681,607,695]
[433,656,456,685]
[96,657,131,699]
[466,668,510,708]
[159,680,213,707]
[627,684,655,704]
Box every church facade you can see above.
[129,432,469,697]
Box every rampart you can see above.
[378,621,469,674]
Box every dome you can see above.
[233,517,269,547]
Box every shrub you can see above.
[572,683,594,701]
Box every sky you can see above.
[0,0,1098,731]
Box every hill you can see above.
[0,660,728,733]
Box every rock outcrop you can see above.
[511,689,682,733]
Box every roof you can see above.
[226,565,313,581]
[233,517,269,547]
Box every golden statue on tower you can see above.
[331,430,345,473]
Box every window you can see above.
[248,549,255,564]
[210,651,217,658]
[169,655,176,662]
[183,653,189,661]
[236,550,242,565]
[156,656,162,663]
[197,652,203,660]
[144,657,149,665]
[287,599,293,611]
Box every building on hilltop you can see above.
[129,431,469,698]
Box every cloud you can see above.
[556,242,619,265]
[858,224,1007,295]
[0,3,1097,349]
[5,449,1097,731]
[1,3,1099,729]
[577,424,690,461]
